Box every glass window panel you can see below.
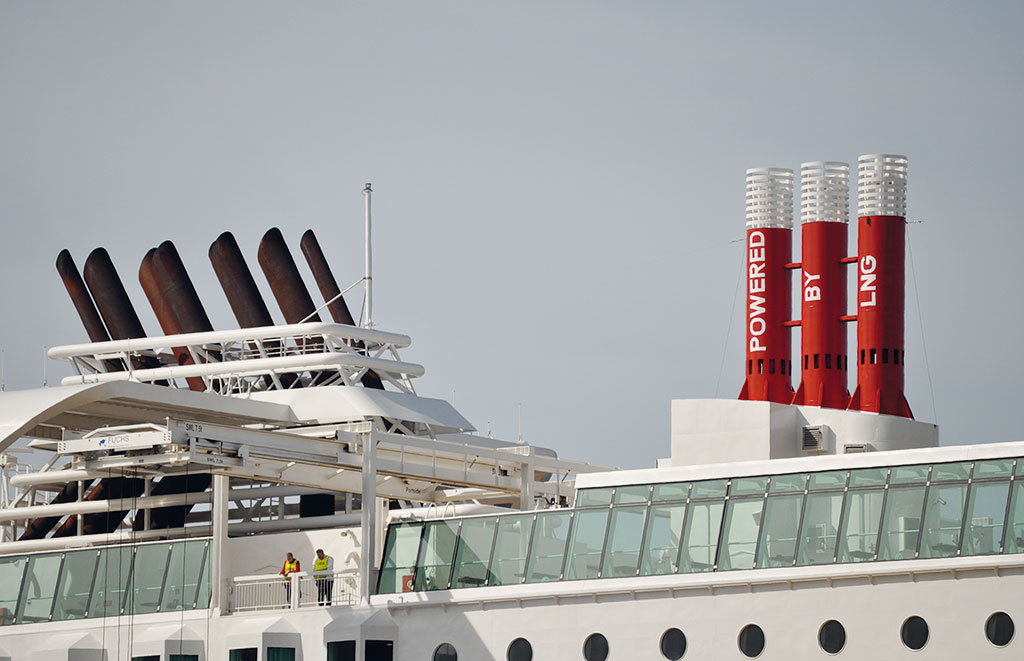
[974,460,1014,479]
[451,517,497,588]
[730,477,768,496]
[757,494,803,567]
[719,498,764,570]
[15,552,62,623]
[890,465,929,485]
[837,488,884,563]
[0,555,26,626]
[267,648,296,661]
[378,523,423,594]
[652,482,689,502]
[195,543,212,608]
[229,650,258,661]
[327,641,356,661]
[127,543,170,615]
[576,488,612,508]
[919,483,968,559]
[797,492,843,566]
[52,550,99,621]
[601,505,648,578]
[640,503,686,576]
[524,511,570,583]
[931,462,971,482]
[690,479,729,499]
[489,514,534,586]
[808,471,848,491]
[769,474,807,494]
[413,520,459,591]
[1016,459,1024,476]
[878,486,927,561]
[848,468,888,488]
[614,485,651,504]
[564,509,610,580]
[964,481,1011,555]
[90,545,133,618]
[680,500,723,572]
[160,540,206,611]
[170,656,199,661]
[1004,480,1024,554]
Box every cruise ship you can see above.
[0,157,1019,661]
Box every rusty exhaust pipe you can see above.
[51,476,145,537]
[56,250,124,372]
[300,229,384,389]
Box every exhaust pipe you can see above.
[56,250,124,372]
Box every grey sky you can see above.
[1,2,1021,468]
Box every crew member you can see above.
[313,548,334,606]
[280,552,300,602]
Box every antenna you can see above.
[364,183,373,328]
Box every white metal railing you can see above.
[48,322,422,395]
[230,570,358,613]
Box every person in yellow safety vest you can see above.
[313,549,335,606]
[280,552,300,602]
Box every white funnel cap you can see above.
[800,161,849,224]
[858,154,908,217]
[746,168,794,229]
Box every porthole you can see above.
[660,627,687,660]
[507,637,533,661]
[433,642,457,661]
[583,633,609,661]
[738,624,765,658]
[901,616,928,650]
[818,620,846,654]
[986,612,1015,647]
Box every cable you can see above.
[714,240,746,397]
[906,224,938,423]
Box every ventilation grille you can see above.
[802,426,823,450]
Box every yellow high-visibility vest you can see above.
[283,559,299,574]
[314,555,332,574]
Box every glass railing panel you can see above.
[963,481,1011,555]
[600,505,648,578]
[808,471,848,491]
[919,482,968,559]
[769,474,807,494]
[680,500,723,572]
[90,545,133,618]
[576,488,613,508]
[52,549,99,621]
[1005,480,1024,554]
[931,462,971,482]
[690,479,728,499]
[837,487,884,563]
[890,465,929,485]
[730,477,768,497]
[564,509,610,580]
[378,522,423,594]
[640,503,686,576]
[756,494,803,567]
[451,517,498,589]
[849,467,888,488]
[15,552,62,623]
[524,511,570,583]
[127,543,170,614]
[796,491,843,566]
[652,482,689,503]
[489,514,534,586]
[974,459,1014,479]
[613,485,651,505]
[160,540,207,612]
[719,497,764,570]
[413,520,459,591]
[195,542,212,608]
[0,555,26,625]
[878,485,927,561]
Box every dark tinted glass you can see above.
[433,643,457,661]
[901,616,929,650]
[818,620,846,654]
[738,624,765,658]
[660,628,687,659]
[507,638,533,661]
[229,650,257,661]
[583,633,609,661]
[327,641,356,661]
[365,640,394,661]
[986,612,1014,647]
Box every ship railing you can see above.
[48,322,422,395]
[230,569,358,613]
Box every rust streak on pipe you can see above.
[56,250,123,372]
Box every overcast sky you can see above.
[1,2,1022,468]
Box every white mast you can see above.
[364,182,373,328]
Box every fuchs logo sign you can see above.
[748,231,767,352]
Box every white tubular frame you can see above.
[857,154,908,217]
[801,161,850,224]
[745,167,794,229]
[48,322,422,394]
